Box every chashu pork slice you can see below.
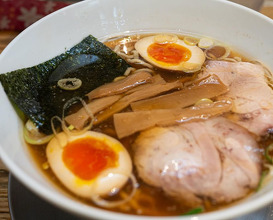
[133,117,262,206]
[202,61,273,136]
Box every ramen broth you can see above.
[27,33,271,216]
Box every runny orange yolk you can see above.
[62,137,118,180]
[147,43,191,65]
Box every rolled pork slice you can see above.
[133,117,262,206]
[202,61,273,136]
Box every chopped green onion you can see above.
[265,143,273,164]
[68,125,75,131]
[198,38,214,49]
[195,98,213,107]
[205,45,231,60]
[42,162,50,170]
[154,34,178,44]
[182,207,204,216]
[184,36,199,46]
[256,169,269,192]
[24,120,54,145]
[58,78,82,91]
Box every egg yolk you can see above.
[62,137,118,180]
[147,43,191,65]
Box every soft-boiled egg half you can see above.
[46,131,132,199]
[135,34,205,73]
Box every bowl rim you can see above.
[1,0,273,219]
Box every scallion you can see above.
[256,170,269,192]
[265,143,273,164]
[182,207,204,216]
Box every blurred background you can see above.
[232,0,265,10]
[0,0,76,31]
[0,0,271,32]
[0,0,271,52]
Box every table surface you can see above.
[1,4,273,220]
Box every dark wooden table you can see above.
[0,4,273,219]
[0,31,20,220]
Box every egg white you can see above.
[135,35,205,73]
[46,131,132,199]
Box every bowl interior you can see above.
[1,0,273,219]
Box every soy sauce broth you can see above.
[27,33,271,216]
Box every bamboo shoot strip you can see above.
[131,75,229,111]
[65,74,168,129]
[65,95,122,130]
[114,100,232,138]
[94,80,183,125]
[123,74,166,95]
[86,71,153,100]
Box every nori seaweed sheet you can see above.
[0,35,130,134]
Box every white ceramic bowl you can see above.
[1,0,273,219]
